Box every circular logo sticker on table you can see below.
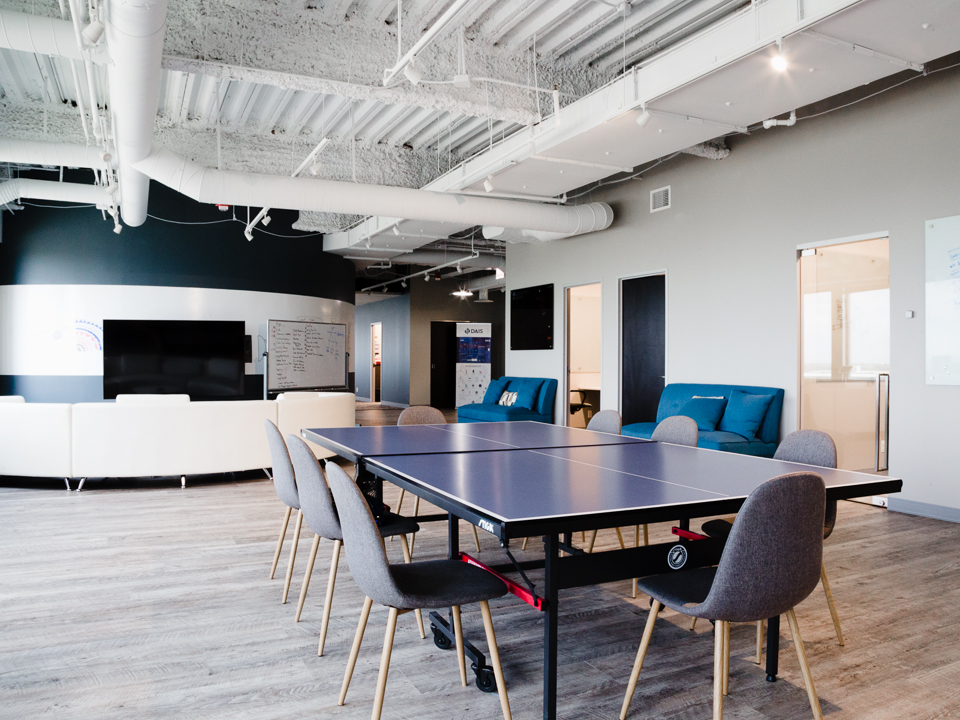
[667,544,688,570]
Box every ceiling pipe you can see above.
[133,145,615,238]
[464,274,506,292]
[391,251,504,270]
[0,8,100,61]
[0,139,108,169]
[104,0,169,226]
[361,252,480,293]
[0,178,113,207]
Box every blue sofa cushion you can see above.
[457,403,547,422]
[654,383,784,447]
[698,431,777,457]
[621,422,657,439]
[678,398,727,432]
[482,377,509,405]
[512,378,543,410]
[717,389,774,441]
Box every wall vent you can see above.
[650,186,671,213]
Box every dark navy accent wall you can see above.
[0,171,354,303]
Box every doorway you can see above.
[620,274,666,426]
[430,321,458,409]
[798,236,890,471]
[566,283,602,428]
[371,323,382,403]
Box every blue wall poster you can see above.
[456,323,491,407]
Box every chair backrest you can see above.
[698,472,825,623]
[774,429,838,536]
[286,434,342,540]
[397,405,446,425]
[651,415,698,447]
[587,410,622,435]
[264,419,299,509]
[325,461,406,608]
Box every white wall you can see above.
[0,284,355,377]
[505,67,960,516]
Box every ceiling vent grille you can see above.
[650,186,671,213]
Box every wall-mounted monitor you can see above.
[102,320,246,399]
[510,284,554,350]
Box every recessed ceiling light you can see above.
[922,23,930,29]
[725,101,732,107]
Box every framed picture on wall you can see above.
[510,284,554,350]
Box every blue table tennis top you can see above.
[302,421,646,462]
[366,440,902,538]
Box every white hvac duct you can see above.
[134,146,615,237]
[464,274,506,292]
[105,0,168,227]
[0,139,106,169]
[0,8,93,61]
[0,178,113,207]
[482,226,577,243]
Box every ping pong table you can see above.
[302,421,902,720]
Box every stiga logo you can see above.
[667,544,688,570]
[478,519,496,534]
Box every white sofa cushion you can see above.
[276,392,356,459]
[0,396,25,403]
[115,394,191,404]
[0,402,72,477]
[72,400,278,478]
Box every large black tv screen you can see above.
[511,284,554,350]
[103,320,245,400]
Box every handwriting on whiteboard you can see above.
[268,321,347,390]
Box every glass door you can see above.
[566,283,602,428]
[799,237,890,471]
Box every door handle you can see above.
[875,373,890,472]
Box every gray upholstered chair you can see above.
[620,472,827,720]
[651,415,700,446]
[587,409,622,434]
[701,429,844,647]
[325,462,513,720]
[396,405,481,552]
[264,419,303,604]
[286,435,423,654]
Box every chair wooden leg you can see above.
[691,617,698,632]
[643,524,649,545]
[615,526,626,549]
[521,537,529,551]
[397,487,405,513]
[451,605,468,687]
[581,531,586,542]
[399,533,412,563]
[820,563,844,646]
[371,607,399,720]
[786,608,824,720]
[713,620,725,720]
[282,509,303,604]
[270,506,292,579]
[619,600,660,720]
[317,539,342,656]
[756,620,764,664]
[722,619,730,696]
[295,533,321,622]
[479,600,512,720]
[587,529,598,553]
[472,525,482,552]
[339,596,373,705]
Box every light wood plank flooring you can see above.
[2,425,959,718]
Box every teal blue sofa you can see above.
[622,383,784,457]
[458,377,558,424]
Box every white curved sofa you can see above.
[0,392,355,486]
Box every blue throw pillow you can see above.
[677,398,728,432]
[482,377,509,405]
[512,379,543,410]
[717,390,774,441]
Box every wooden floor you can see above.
[2,408,959,719]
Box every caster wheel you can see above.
[431,625,452,650]
[475,666,497,693]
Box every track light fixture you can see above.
[392,225,400,235]
[382,286,388,293]
[404,61,423,86]
[483,175,494,193]
[82,20,105,45]
[456,263,462,274]
[424,273,430,281]
[261,215,271,227]
[401,280,407,288]
[772,38,787,71]
[636,108,652,127]
[452,289,474,298]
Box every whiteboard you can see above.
[926,215,960,385]
[267,320,348,392]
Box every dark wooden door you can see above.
[430,322,457,409]
[621,274,666,425]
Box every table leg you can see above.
[543,534,560,720]
[448,513,460,559]
[765,614,780,682]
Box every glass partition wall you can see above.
[799,237,890,471]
